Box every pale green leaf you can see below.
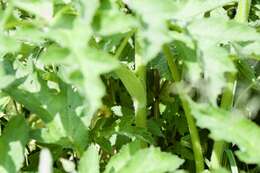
[60,158,76,173]
[198,43,236,103]
[40,44,70,64]
[76,47,119,121]
[188,99,260,165]
[186,17,260,102]
[78,144,100,173]
[105,141,184,173]
[104,141,143,173]
[40,46,119,126]
[0,34,20,55]
[38,148,53,173]
[117,147,183,173]
[172,0,236,20]
[127,0,176,63]
[93,0,137,36]
[234,42,260,60]
[188,18,260,44]
[127,0,237,63]
[14,0,53,21]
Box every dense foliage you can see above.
[0,0,260,172]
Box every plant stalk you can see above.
[210,73,236,169]
[114,30,135,59]
[134,53,147,128]
[163,44,204,173]
[225,149,239,173]
[210,0,251,169]
[235,0,252,23]
[114,30,147,129]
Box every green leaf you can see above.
[186,17,260,102]
[60,158,76,173]
[3,72,89,154]
[0,116,29,173]
[188,99,260,165]
[188,18,260,43]
[99,115,154,144]
[13,0,53,21]
[210,168,230,173]
[198,43,236,103]
[38,148,53,173]
[0,61,15,90]
[233,42,260,60]
[127,0,236,63]
[116,121,155,144]
[148,54,171,80]
[41,46,119,126]
[78,144,100,173]
[40,44,70,64]
[115,65,146,107]
[115,64,148,128]
[0,34,20,56]
[12,25,46,45]
[75,47,119,120]
[92,0,137,36]
[104,141,142,173]
[171,0,236,20]
[127,0,176,63]
[105,141,184,173]
[173,39,202,84]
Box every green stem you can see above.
[210,74,236,169]
[235,0,251,23]
[134,54,147,128]
[134,32,147,129]
[163,44,204,173]
[153,69,160,120]
[225,149,239,173]
[114,30,147,129]
[162,45,181,82]
[12,99,19,114]
[210,0,251,169]
[220,74,237,110]
[114,30,135,59]
[115,65,147,128]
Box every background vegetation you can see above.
[0,0,260,172]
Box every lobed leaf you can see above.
[3,72,89,154]
[105,141,184,173]
[188,99,260,165]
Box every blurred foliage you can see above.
[0,0,260,173]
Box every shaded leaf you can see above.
[3,72,89,153]
[0,116,29,173]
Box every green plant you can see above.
[0,0,260,173]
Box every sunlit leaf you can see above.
[188,99,260,165]
[78,144,100,173]
[105,141,184,173]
